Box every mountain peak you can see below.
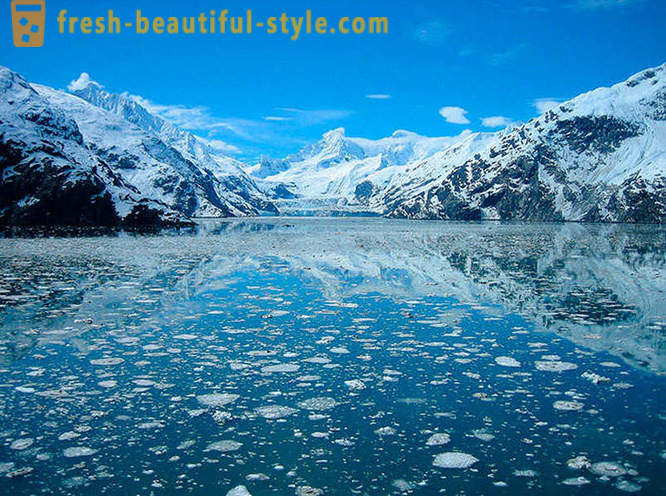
[391,129,418,138]
[323,127,346,140]
[67,72,102,92]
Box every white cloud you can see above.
[572,0,644,9]
[481,116,513,128]
[198,138,241,155]
[264,116,292,121]
[488,44,526,66]
[366,94,392,100]
[438,106,470,125]
[533,98,562,114]
[68,72,100,91]
[413,20,450,45]
[277,107,352,125]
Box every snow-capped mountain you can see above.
[0,67,188,226]
[0,66,278,226]
[249,64,664,223]
[66,74,277,216]
[377,64,666,223]
[249,127,460,211]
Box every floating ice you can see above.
[255,405,298,419]
[174,334,198,340]
[472,429,495,441]
[426,433,451,446]
[58,432,80,441]
[374,426,396,436]
[246,473,269,481]
[295,486,323,496]
[344,379,366,391]
[63,447,97,458]
[562,477,590,486]
[566,456,591,470]
[297,397,338,411]
[261,363,300,373]
[226,485,252,496]
[553,400,584,411]
[514,469,538,477]
[535,361,577,372]
[98,380,117,388]
[211,410,233,425]
[589,461,627,477]
[90,358,124,366]
[615,480,641,492]
[205,440,243,452]
[392,479,415,491]
[495,356,521,367]
[197,393,240,407]
[10,438,33,450]
[581,371,610,384]
[330,346,349,354]
[433,452,479,469]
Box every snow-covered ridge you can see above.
[0,66,189,226]
[0,66,278,226]
[246,63,664,222]
[376,64,666,222]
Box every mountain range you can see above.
[1,63,664,225]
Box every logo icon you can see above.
[11,0,45,47]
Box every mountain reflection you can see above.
[0,219,664,373]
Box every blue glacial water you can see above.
[0,218,664,495]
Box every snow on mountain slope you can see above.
[66,74,277,216]
[379,64,666,222]
[251,128,462,208]
[0,66,189,227]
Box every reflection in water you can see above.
[2,220,664,372]
[0,219,664,495]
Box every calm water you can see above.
[0,219,664,495]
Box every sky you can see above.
[1,0,665,161]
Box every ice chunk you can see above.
[255,405,298,419]
[374,426,396,436]
[295,487,323,496]
[553,400,584,411]
[226,485,252,496]
[535,361,577,372]
[261,363,300,373]
[10,438,33,450]
[426,433,451,446]
[495,356,521,367]
[344,379,366,391]
[63,447,97,458]
[90,358,124,366]
[562,476,591,486]
[205,440,242,452]
[566,456,591,470]
[589,461,627,477]
[297,397,337,411]
[197,393,240,407]
[433,452,479,468]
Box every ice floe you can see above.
[63,447,98,458]
[255,405,299,419]
[433,452,479,469]
[205,440,243,452]
[495,356,521,367]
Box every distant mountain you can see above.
[246,127,463,215]
[249,64,665,223]
[0,67,188,226]
[376,64,666,223]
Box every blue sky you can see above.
[2,0,665,160]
